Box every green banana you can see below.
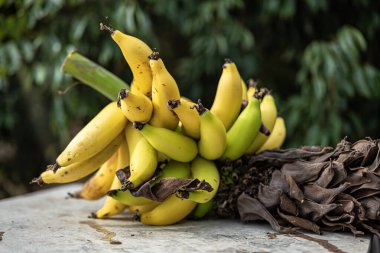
[221,96,261,160]
[134,122,198,163]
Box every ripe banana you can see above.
[117,88,153,123]
[195,100,227,160]
[129,202,160,215]
[247,78,257,100]
[187,156,220,203]
[95,139,129,218]
[126,134,158,189]
[257,117,286,153]
[79,151,118,200]
[210,59,242,130]
[134,123,197,163]
[245,92,278,154]
[241,79,248,101]
[34,133,123,184]
[102,24,153,97]
[95,174,126,218]
[55,102,127,168]
[149,51,180,130]
[110,159,191,206]
[167,98,200,139]
[140,194,197,225]
[221,96,262,160]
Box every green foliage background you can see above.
[1,0,380,198]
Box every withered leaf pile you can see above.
[215,137,380,236]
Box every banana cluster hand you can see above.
[33,27,286,226]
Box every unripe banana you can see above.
[140,195,197,225]
[149,51,180,130]
[95,139,129,218]
[245,92,278,154]
[194,100,227,160]
[34,133,124,185]
[192,200,215,219]
[167,98,200,139]
[79,151,118,200]
[134,123,198,163]
[56,102,127,168]
[117,89,153,123]
[101,24,153,97]
[210,59,242,130]
[221,96,262,160]
[187,156,220,203]
[257,117,286,153]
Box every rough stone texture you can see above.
[0,184,370,253]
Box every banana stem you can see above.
[61,51,128,100]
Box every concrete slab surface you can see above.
[0,184,370,253]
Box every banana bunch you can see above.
[32,26,286,226]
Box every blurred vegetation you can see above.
[0,0,379,198]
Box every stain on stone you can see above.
[266,232,277,239]
[80,220,121,245]
[289,232,346,253]
[0,231,4,241]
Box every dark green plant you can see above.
[0,0,379,198]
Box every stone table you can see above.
[0,184,371,253]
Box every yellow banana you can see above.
[95,174,126,218]
[241,79,248,101]
[140,194,197,225]
[245,93,278,154]
[129,202,160,215]
[55,102,127,168]
[134,123,197,162]
[221,96,261,160]
[247,78,257,100]
[167,98,200,139]
[34,133,123,184]
[102,24,153,97]
[149,51,180,130]
[210,59,242,130]
[110,159,191,206]
[95,138,129,218]
[126,134,158,189]
[257,117,286,153]
[117,88,153,123]
[79,151,118,200]
[187,156,220,203]
[195,101,227,160]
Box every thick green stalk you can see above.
[61,51,128,100]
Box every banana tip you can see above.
[30,177,44,186]
[99,22,114,34]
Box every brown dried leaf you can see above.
[330,161,347,186]
[278,209,321,234]
[297,199,340,221]
[321,219,364,236]
[281,161,328,183]
[360,197,380,220]
[286,175,304,202]
[303,182,350,204]
[257,184,282,209]
[280,193,298,216]
[237,193,294,233]
[269,170,289,192]
[314,165,334,188]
